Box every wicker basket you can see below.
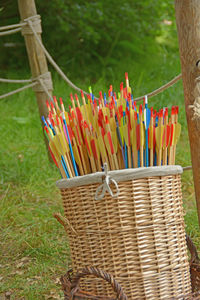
[56,166,192,299]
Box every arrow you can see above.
[144,95,151,167]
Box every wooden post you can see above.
[17,0,53,157]
[175,0,200,226]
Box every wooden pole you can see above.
[175,0,200,226]
[17,0,53,158]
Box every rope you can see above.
[32,72,53,101]
[27,16,183,101]
[95,163,119,200]
[134,74,182,102]
[0,15,182,101]
[25,17,93,99]
[21,15,42,35]
[0,78,31,83]
[0,23,24,31]
[0,73,52,100]
[0,27,22,36]
[0,82,36,100]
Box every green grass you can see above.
[0,53,200,299]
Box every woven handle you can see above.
[54,212,78,235]
[70,266,127,300]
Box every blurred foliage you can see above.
[0,0,178,80]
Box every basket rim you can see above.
[56,165,183,189]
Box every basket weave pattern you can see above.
[60,174,191,299]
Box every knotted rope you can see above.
[0,72,53,101]
[95,163,119,200]
[0,14,183,102]
[21,15,42,35]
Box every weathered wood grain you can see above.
[175,0,200,226]
[18,0,53,156]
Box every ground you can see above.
[0,73,199,299]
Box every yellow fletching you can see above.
[140,123,145,146]
[174,123,181,144]
[97,135,107,159]
[149,125,154,149]
[109,118,115,131]
[123,124,129,145]
[64,112,69,124]
[49,141,59,161]
[155,125,164,149]
[102,107,109,117]
[111,130,118,153]
[104,134,112,155]
[131,128,137,150]
[72,145,81,167]
[52,135,63,156]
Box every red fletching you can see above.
[164,108,168,118]
[44,125,49,134]
[166,125,170,147]
[81,90,84,99]
[123,88,127,99]
[94,99,97,108]
[59,97,63,105]
[53,96,57,104]
[46,100,50,108]
[75,94,79,102]
[70,93,74,102]
[98,109,104,121]
[75,126,81,146]
[85,137,91,155]
[125,72,128,80]
[68,125,74,140]
[105,115,109,124]
[48,146,58,168]
[139,104,143,115]
[127,93,131,102]
[60,116,63,125]
[68,114,72,122]
[51,118,55,128]
[83,121,88,129]
[91,139,98,159]
[170,124,174,146]
[120,82,123,91]
[98,119,103,128]
[71,111,75,119]
[171,106,175,115]
[56,115,60,126]
[50,102,54,110]
[107,132,114,154]
[99,91,103,99]
[134,111,137,121]
[151,107,153,118]
[76,107,83,125]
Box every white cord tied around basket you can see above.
[95,163,119,200]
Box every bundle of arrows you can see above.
[42,73,181,178]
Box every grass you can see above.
[0,51,200,299]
